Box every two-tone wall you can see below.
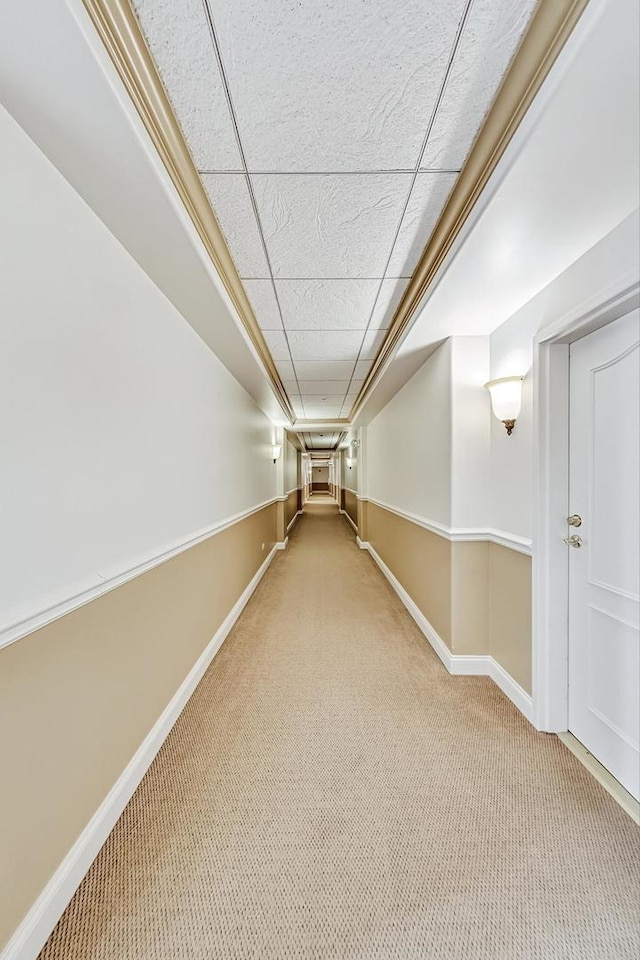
[363,336,532,695]
[360,210,640,713]
[0,105,282,955]
[311,465,330,491]
[284,438,301,531]
[340,439,360,529]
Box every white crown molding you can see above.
[0,497,281,651]
[361,540,532,723]
[364,496,532,556]
[0,541,280,960]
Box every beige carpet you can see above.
[39,504,639,959]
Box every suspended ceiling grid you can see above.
[133,0,537,422]
[302,431,341,450]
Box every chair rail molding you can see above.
[0,497,282,651]
[0,542,280,960]
[364,497,532,555]
[362,540,533,722]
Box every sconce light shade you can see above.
[345,456,353,470]
[484,376,524,436]
[272,443,282,463]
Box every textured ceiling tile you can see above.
[341,395,359,415]
[252,174,411,278]
[201,174,269,278]
[298,381,352,396]
[212,0,467,171]
[282,380,300,394]
[304,407,343,418]
[360,328,388,360]
[261,330,291,362]
[386,173,457,278]
[294,360,356,381]
[242,279,283,330]
[301,394,346,405]
[133,0,240,170]
[288,330,365,362]
[275,359,295,380]
[354,359,373,379]
[276,279,380,331]
[421,0,538,171]
[369,278,410,329]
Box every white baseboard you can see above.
[276,537,288,549]
[286,511,302,533]
[356,536,368,549]
[340,510,358,533]
[1,543,280,960]
[363,542,532,724]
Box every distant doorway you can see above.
[311,464,331,495]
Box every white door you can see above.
[568,309,640,799]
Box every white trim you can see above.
[363,541,533,723]
[365,496,532,555]
[286,510,302,533]
[276,538,288,550]
[557,733,640,825]
[532,280,640,731]
[0,542,280,960]
[340,509,358,533]
[356,536,368,549]
[0,497,280,651]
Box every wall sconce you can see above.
[484,376,524,436]
[345,456,353,470]
[272,443,282,463]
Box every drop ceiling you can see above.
[302,431,341,450]
[132,0,537,426]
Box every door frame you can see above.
[532,278,640,731]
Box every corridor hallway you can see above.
[39,504,638,960]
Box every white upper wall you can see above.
[450,338,491,530]
[0,105,278,635]
[359,0,640,426]
[285,439,298,492]
[489,210,640,541]
[367,340,452,526]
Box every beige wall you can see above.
[367,502,531,689]
[286,489,298,529]
[488,544,532,692]
[344,489,358,529]
[368,502,451,644]
[0,502,277,951]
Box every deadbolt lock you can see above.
[563,534,582,548]
[566,514,582,527]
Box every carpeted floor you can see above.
[39,503,639,959]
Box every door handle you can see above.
[566,514,582,527]
[563,534,582,548]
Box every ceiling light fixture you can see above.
[484,376,524,436]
